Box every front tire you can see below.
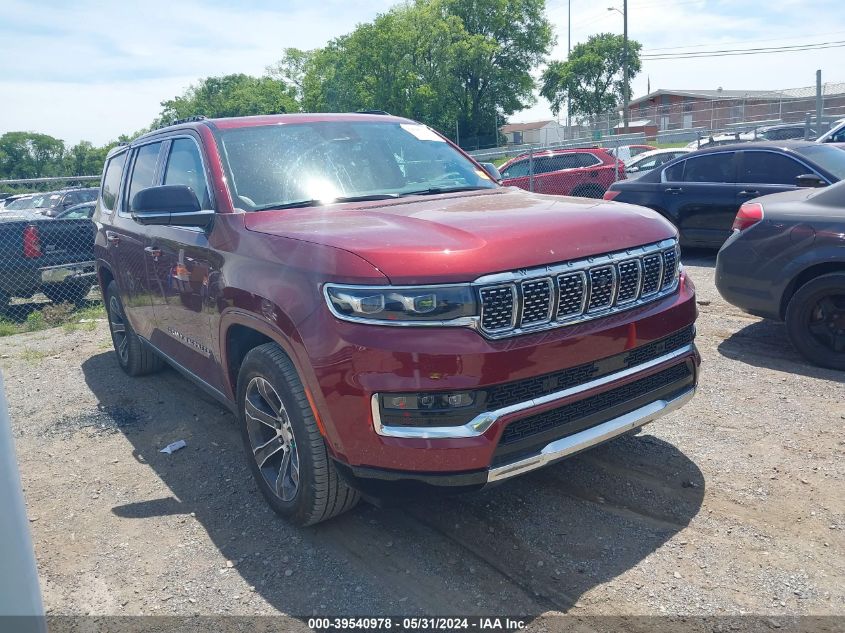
[785,272,845,370]
[571,184,605,199]
[237,343,359,526]
[104,281,164,376]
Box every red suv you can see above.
[95,113,699,525]
[499,148,625,198]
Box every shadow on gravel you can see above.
[82,351,705,620]
[680,247,716,270]
[718,319,845,381]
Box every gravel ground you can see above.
[2,252,843,626]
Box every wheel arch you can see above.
[780,260,845,320]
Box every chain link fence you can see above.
[0,180,101,326]
[467,79,845,199]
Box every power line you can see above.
[643,29,845,52]
[642,40,845,59]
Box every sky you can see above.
[1,0,843,146]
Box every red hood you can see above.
[244,188,677,284]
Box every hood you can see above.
[244,188,677,284]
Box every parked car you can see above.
[603,141,845,248]
[499,148,624,198]
[33,188,98,218]
[716,180,845,370]
[54,201,96,220]
[816,118,845,144]
[685,133,754,150]
[3,195,40,211]
[0,209,96,308]
[625,148,691,177]
[96,113,699,526]
[753,123,815,141]
[606,144,657,165]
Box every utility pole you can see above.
[608,3,629,131]
[566,0,571,139]
[622,0,629,131]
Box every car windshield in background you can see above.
[217,121,496,211]
[6,196,43,210]
[795,144,845,180]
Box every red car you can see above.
[95,113,699,525]
[499,148,625,198]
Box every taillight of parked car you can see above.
[732,202,764,232]
[603,190,621,201]
[22,225,41,258]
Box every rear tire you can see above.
[785,272,845,370]
[104,281,164,376]
[43,282,92,306]
[237,343,359,526]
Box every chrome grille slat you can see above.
[556,272,587,319]
[520,278,554,325]
[616,259,642,304]
[587,266,616,312]
[476,239,680,339]
[479,284,516,331]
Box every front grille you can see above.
[588,266,615,311]
[476,239,679,338]
[499,362,692,445]
[557,272,586,318]
[521,278,553,325]
[480,285,515,331]
[641,254,663,296]
[616,259,641,303]
[486,325,694,410]
[663,247,679,290]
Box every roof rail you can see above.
[355,110,391,115]
[154,114,208,131]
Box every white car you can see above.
[816,118,845,143]
[624,148,692,177]
[605,144,656,165]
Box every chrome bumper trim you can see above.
[40,260,96,284]
[487,385,696,483]
[371,343,695,439]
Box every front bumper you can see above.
[338,383,695,495]
[301,271,698,477]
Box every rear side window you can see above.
[101,152,127,212]
[740,151,806,185]
[663,160,685,182]
[163,138,211,209]
[501,159,529,179]
[682,153,735,183]
[127,143,163,211]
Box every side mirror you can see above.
[479,162,503,184]
[795,174,827,188]
[131,185,214,227]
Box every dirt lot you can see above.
[3,252,844,625]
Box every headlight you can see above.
[324,283,477,323]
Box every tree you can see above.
[156,74,299,126]
[541,33,642,123]
[0,132,66,180]
[64,141,110,177]
[266,48,314,102]
[286,0,554,147]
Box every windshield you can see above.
[795,144,845,181]
[217,121,496,210]
[6,196,41,210]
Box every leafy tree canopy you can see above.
[540,33,641,122]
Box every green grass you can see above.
[20,348,56,363]
[0,303,106,337]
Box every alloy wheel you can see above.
[244,376,300,502]
[108,295,129,364]
[808,294,845,353]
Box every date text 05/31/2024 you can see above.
[307,617,527,631]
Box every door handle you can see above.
[589,170,599,178]
[665,187,684,194]
[144,246,162,259]
[105,231,120,245]
[738,190,760,197]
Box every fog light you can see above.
[381,391,476,411]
